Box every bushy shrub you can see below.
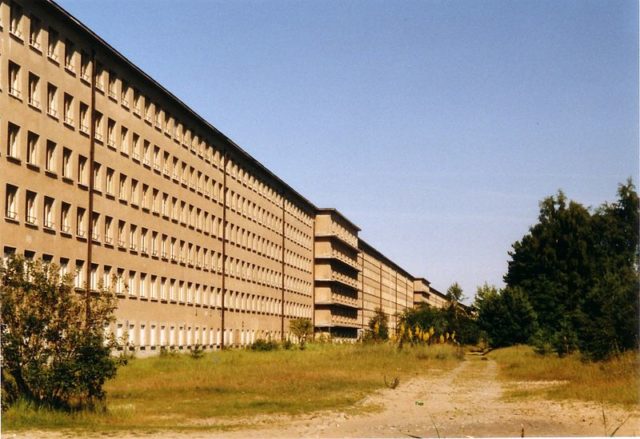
[1,256,120,410]
[365,308,389,341]
[250,339,279,351]
[190,342,205,359]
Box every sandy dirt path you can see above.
[9,355,640,438]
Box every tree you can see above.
[474,283,538,348]
[446,282,465,304]
[503,181,639,359]
[366,308,389,341]
[289,318,313,349]
[1,256,120,410]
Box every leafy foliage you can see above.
[399,282,479,346]
[289,318,314,349]
[474,283,538,348]
[503,180,639,359]
[249,339,280,351]
[365,307,389,341]
[0,256,120,410]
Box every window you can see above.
[63,93,73,125]
[25,191,37,225]
[117,221,126,247]
[140,140,150,166]
[77,155,87,186]
[104,216,113,244]
[119,174,127,201]
[116,269,124,294]
[42,197,55,229]
[9,61,21,98]
[7,123,20,159]
[42,146,55,175]
[120,126,129,154]
[108,71,117,99]
[140,228,148,254]
[107,118,115,148]
[79,103,89,133]
[29,16,41,49]
[103,265,112,289]
[150,276,158,300]
[64,39,74,71]
[74,260,84,289]
[60,202,70,233]
[128,271,136,296]
[5,185,18,220]
[9,3,23,39]
[133,89,141,115]
[80,52,90,82]
[152,189,159,214]
[129,225,137,251]
[121,81,129,107]
[28,72,40,108]
[130,179,138,205]
[26,131,38,165]
[131,133,140,160]
[141,184,149,209]
[95,63,104,91]
[62,147,72,178]
[155,108,162,130]
[59,258,69,277]
[105,168,114,195]
[91,212,100,241]
[94,112,103,141]
[139,274,146,298]
[93,162,101,189]
[151,232,158,256]
[153,146,161,171]
[46,83,58,118]
[47,28,59,61]
[76,207,86,237]
[144,99,151,122]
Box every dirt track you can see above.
[10,355,640,438]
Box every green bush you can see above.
[250,339,279,351]
[0,256,120,410]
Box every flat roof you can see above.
[358,238,414,281]
[316,208,362,232]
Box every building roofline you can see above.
[414,277,431,285]
[429,286,447,299]
[46,0,318,213]
[315,208,361,232]
[357,238,414,280]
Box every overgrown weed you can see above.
[3,343,461,433]
[490,345,639,407]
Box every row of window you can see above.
[4,119,312,252]
[2,247,314,318]
[4,185,313,295]
[114,323,285,350]
[4,3,313,230]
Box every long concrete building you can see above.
[1,0,449,351]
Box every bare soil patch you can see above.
[9,355,639,438]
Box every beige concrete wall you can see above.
[1,0,448,348]
[1,0,314,352]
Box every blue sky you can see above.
[57,0,638,303]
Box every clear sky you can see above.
[57,0,638,303]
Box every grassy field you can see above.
[3,343,462,433]
[489,345,639,407]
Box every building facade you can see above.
[1,0,447,352]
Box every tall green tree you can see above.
[503,180,639,359]
[474,283,538,348]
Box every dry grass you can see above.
[3,343,461,433]
[489,345,640,407]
